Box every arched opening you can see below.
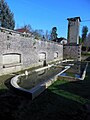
[54,52,58,59]
[39,52,47,66]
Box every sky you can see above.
[5,0,90,38]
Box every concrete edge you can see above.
[78,62,88,80]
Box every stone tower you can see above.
[67,17,81,44]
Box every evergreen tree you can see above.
[82,26,88,43]
[51,27,58,40]
[0,0,15,29]
[87,33,90,41]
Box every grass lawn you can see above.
[82,52,90,56]
[0,63,90,120]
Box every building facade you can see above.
[0,27,63,75]
[0,17,82,75]
[63,17,81,61]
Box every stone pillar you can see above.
[67,17,81,44]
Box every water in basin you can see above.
[18,62,86,90]
[60,62,86,78]
[19,65,64,90]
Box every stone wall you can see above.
[0,27,63,75]
[58,76,79,82]
[63,44,81,61]
[67,17,81,44]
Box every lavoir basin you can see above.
[60,62,87,78]
[11,61,88,99]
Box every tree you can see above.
[51,27,58,40]
[87,32,90,41]
[33,29,44,39]
[86,33,90,51]
[45,30,51,40]
[0,0,15,29]
[24,24,32,32]
[79,36,82,44]
[82,26,88,43]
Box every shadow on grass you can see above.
[0,76,31,120]
[0,87,89,120]
[54,79,90,101]
[0,80,90,120]
[0,63,90,120]
[85,57,90,61]
[54,64,90,101]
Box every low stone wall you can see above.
[58,76,79,81]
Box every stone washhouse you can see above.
[0,17,81,75]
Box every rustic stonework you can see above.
[0,27,63,75]
[63,44,81,61]
[67,17,81,44]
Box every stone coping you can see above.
[2,63,23,68]
[78,62,88,80]
[35,64,53,72]
[0,27,62,45]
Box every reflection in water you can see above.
[37,69,47,76]
[19,66,64,90]
[60,62,86,78]
[19,62,86,90]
